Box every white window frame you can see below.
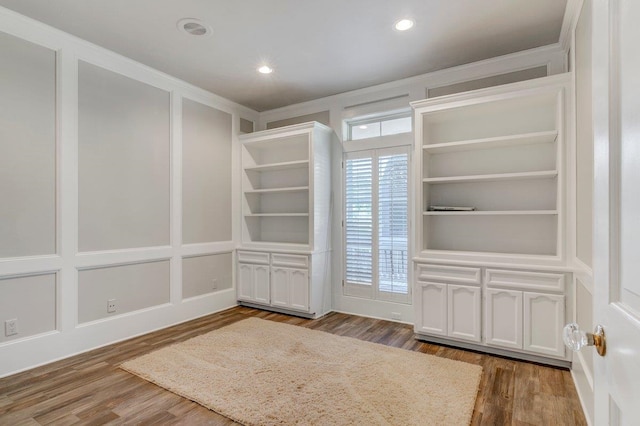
[346,111,412,141]
[343,142,411,304]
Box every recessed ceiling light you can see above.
[177,18,212,37]
[394,19,414,31]
[258,65,273,74]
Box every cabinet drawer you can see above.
[485,269,565,292]
[416,264,481,285]
[271,253,309,268]
[237,251,270,265]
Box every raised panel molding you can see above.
[485,288,523,349]
[271,267,290,308]
[447,285,481,342]
[237,263,254,301]
[0,8,253,378]
[253,265,270,304]
[290,269,309,311]
[416,282,447,336]
[0,273,57,343]
[485,269,565,292]
[416,264,481,285]
[524,292,565,357]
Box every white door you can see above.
[592,0,640,423]
[289,268,309,311]
[271,267,289,308]
[523,292,565,357]
[237,263,254,301]
[253,265,270,304]
[485,288,522,350]
[415,282,447,336]
[447,285,481,342]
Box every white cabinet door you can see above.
[289,268,309,311]
[448,285,481,342]
[253,265,270,304]
[523,292,565,357]
[270,267,309,312]
[415,282,447,336]
[485,288,522,349]
[237,263,254,301]
[271,267,289,308]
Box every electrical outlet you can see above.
[212,279,218,290]
[5,319,18,336]
[391,312,402,321]
[107,299,117,313]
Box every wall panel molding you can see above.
[0,6,255,378]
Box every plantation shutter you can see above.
[344,152,373,287]
[378,152,409,296]
[344,146,410,303]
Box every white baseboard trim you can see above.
[0,291,237,378]
[571,352,594,425]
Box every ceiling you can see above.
[0,1,568,112]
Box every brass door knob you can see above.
[563,323,606,357]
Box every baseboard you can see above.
[571,351,594,425]
[0,291,238,379]
[415,333,571,368]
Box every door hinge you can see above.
[342,279,345,287]
[341,161,344,169]
[342,220,344,227]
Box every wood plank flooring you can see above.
[0,306,586,425]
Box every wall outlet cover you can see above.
[107,299,117,313]
[5,318,18,336]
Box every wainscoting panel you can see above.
[78,60,170,252]
[182,253,233,299]
[0,31,56,258]
[78,261,171,323]
[182,99,232,244]
[0,273,56,343]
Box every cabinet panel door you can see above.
[253,265,270,304]
[289,269,309,311]
[485,289,522,349]
[415,282,447,336]
[448,285,481,342]
[523,292,565,357]
[237,263,254,301]
[270,267,289,308]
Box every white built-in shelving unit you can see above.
[411,75,573,366]
[415,77,567,261]
[237,122,333,318]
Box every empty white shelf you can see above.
[423,130,558,153]
[423,170,558,184]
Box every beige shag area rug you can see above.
[120,318,482,425]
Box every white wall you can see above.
[0,6,258,378]
[258,44,567,323]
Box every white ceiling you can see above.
[0,1,568,112]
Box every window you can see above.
[348,114,412,141]
[344,146,409,303]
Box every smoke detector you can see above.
[177,18,212,37]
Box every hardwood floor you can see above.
[0,306,586,425]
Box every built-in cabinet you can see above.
[237,250,317,313]
[415,264,482,342]
[411,75,572,365]
[236,122,333,318]
[484,268,566,358]
[237,251,270,304]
